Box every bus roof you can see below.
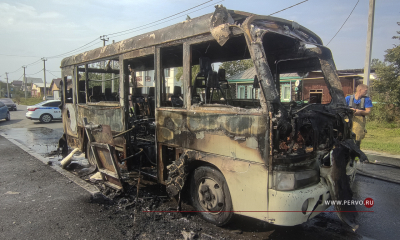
[60,6,322,68]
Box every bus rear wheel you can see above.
[190,166,233,226]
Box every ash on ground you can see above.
[61,154,360,240]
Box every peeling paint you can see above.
[246,137,258,149]
[195,131,204,139]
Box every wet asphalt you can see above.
[0,105,399,239]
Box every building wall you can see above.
[302,77,356,104]
[31,84,40,97]
[132,68,181,96]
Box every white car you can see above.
[26,100,62,123]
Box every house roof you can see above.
[33,83,50,88]
[11,80,23,86]
[228,67,257,83]
[227,67,376,83]
[51,78,62,88]
[25,77,43,84]
[228,67,302,83]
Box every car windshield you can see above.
[0,99,13,103]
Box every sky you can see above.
[0,0,399,83]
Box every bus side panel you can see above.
[156,109,271,220]
[76,105,125,133]
[192,153,270,221]
[156,109,268,164]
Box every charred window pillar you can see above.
[155,47,161,108]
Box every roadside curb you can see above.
[362,150,400,160]
[0,133,101,196]
[357,169,400,185]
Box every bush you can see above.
[368,101,400,122]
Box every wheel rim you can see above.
[7,113,10,119]
[198,178,225,213]
[42,115,51,122]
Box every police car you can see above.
[26,100,62,123]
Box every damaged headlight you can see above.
[273,170,319,191]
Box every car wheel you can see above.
[39,113,52,123]
[86,141,97,166]
[5,112,10,121]
[14,107,17,111]
[190,166,233,226]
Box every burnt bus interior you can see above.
[119,33,263,181]
[76,60,121,104]
[190,35,259,107]
[62,27,349,191]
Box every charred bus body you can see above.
[59,6,366,229]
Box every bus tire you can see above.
[190,166,233,226]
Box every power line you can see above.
[107,0,215,37]
[4,1,219,73]
[47,37,100,59]
[269,0,308,16]
[43,1,216,59]
[46,70,60,79]
[26,68,44,76]
[47,39,103,59]
[48,1,222,58]
[26,59,42,67]
[111,0,224,39]
[6,1,310,77]
[326,0,360,46]
[7,67,22,74]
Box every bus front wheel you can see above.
[190,166,233,226]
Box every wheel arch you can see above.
[165,151,229,200]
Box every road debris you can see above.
[181,230,196,240]
[5,191,20,195]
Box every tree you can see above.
[369,22,400,122]
[175,65,201,85]
[219,59,254,78]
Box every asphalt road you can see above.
[0,135,129,240]
[0,104,399,239]
[0,105,63,130]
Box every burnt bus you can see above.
[59,5,366,229]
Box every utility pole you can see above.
[5,72,9,98]
[363,0,375,89]
[100,35,109,92]
[22,66,27,99]
[42,58,47,100]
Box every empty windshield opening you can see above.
[261,33,333,107]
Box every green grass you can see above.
[362,121,400,155]
[13,98,44,106]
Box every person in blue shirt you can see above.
[345,84,373,147]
